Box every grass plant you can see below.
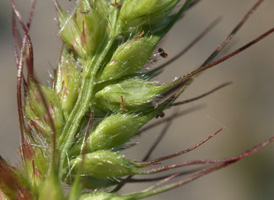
[1,0,274,199]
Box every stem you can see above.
[58,38,115,178]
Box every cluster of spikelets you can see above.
[2,0,274,199]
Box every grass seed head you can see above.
[8,0,274,199]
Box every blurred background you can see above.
[1,0,274,199]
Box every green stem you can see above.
[58,38,115,178]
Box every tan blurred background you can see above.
[1,0,274,199]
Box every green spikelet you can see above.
[25,79,64,138]
[99,36,159,81]
[55,49,81,120]
[75,0,106,57]
[70,112,154,155]
[0,157,30,199]
[95,77,178,112]
[118,0,180,33]
[70,150,143,179]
